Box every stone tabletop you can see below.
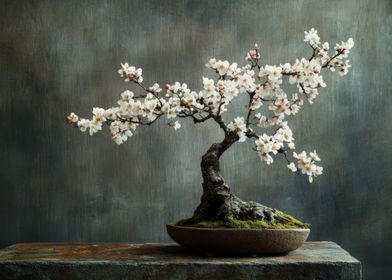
[0,241,361,279]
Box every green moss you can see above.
[175,210,310,229]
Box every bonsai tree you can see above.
[68,29,353,227]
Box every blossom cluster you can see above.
[68,29,353,183]
[255,122,295,165]
[227,117,247,142]
[117,63,143,83]
[292,151,323,183]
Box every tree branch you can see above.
[278,148,291,164]
[114,113,164,126]
[245,91,255,128]
[212,115,228,134]
[245,130,258,139]
[309,46,317,61]
[322,49,345,68]
[193,114,212,123]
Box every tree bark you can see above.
[189,131,284,224]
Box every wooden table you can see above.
[0,241,361,279]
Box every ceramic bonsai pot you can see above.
[166,224,310,255]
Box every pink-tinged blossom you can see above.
[246,44,261,61]
[118,63,143,83]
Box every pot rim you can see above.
[166,224,310,232]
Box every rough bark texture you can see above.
[190,131,285,224]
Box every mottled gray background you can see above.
[0,0,391,279]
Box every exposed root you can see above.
[188,184,293,225]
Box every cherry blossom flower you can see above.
[200,77,215,99]
[246,44,260,61]
[205,58,217,69]
[237,71,256,93]
[149,83,162,93]
[67,112,78,123]
[293,151,323,183]
[118,63,143,83]
[76,118,90,132]
[288,142,295,150]
[120,90,134,101]
[304,28,320,47]
[216,60,230,76]
[169,121,181,130]
[228,117,247,142]
[93,107,107,123]
[287,162,297,172]
[339,60,351,76]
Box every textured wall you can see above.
[0,0,391,279]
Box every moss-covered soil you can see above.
[176,210,310,229]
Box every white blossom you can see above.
[304,28,320,47]
[345,38,354,50]
[227,63,241,77]
[110,120,135,145]
[104,107,119,120]
[92,107,106,123]
[200,77,216,100]
[287,162,297,172]
[205,58,217,69]
[266,65,283,81]
[169,121,181,130]
[281,63,291,73]
[77,118,90,132]
[77,118,102,136]
[288,142,296,150]
[335,38,354,51]
[310,150,321,161]
[67,112,78,123]
[246,44,260,61]
[263,153,274,165]
[228,117,247,142]
[216,60,230,76]
[161,102,177,119]
[89,122,103,136]
[250,98,263,110]
[117,63,143,83]
[149,83,162,93]
[120,90,134,101]
[289,93,303,115]
[276,122,294,143]
[237,72,255,93]
[293,151,323,183]
[339,60,351,76]
[255,132,285,165]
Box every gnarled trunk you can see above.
[189,131,283,224]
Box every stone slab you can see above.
[0,241,361,279]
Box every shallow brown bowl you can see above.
[166,224,310,255]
